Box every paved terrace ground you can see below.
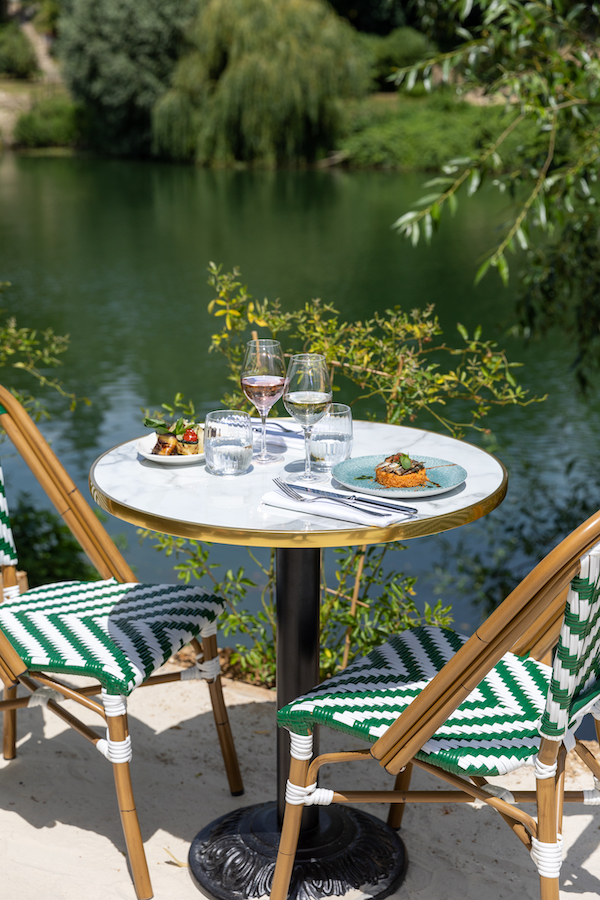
[1,657,599,900]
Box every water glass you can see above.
[309,403,353,470]
[204,410,253,476]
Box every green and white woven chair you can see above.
[271,509,600,900]
[0,386,243,900]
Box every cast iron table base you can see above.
[188,801,407,900]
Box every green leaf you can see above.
[495,254,509,287]
[457,323,469,341]
[474,257,492,285]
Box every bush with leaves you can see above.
[0,281,76,416]
[152,0,370,165]
[14,94,82,148]
[361,26,436,92]
[0,21,38,78]
[388,0,600,386]
[58,0,195,156]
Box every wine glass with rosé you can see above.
[241,339,286,465]
[283,353,332,484]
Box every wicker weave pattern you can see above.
[278,626,552,776]
[541,545,600,740]
[0,464,17,566]
[0,578,225,694]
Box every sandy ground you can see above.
[1,665,600,900]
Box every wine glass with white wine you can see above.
[283,353,332,484]
[241,339,286,465]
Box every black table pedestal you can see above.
[189,801,407,900]
[188,548,407,899]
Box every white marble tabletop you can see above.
[89,420,507,549]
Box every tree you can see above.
[58,0,195,156]
[152,0,370,165]
[391,1,600,385]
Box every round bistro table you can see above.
[89,420,507,900]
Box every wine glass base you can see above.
[286,470,330,485]
[253,452,283,465]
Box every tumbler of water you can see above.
[204,410,253,476]
[309,403,353,470]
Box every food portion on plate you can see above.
[143,417,204,457]
[375,452,429,488]
[332,453,467,499]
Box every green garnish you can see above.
[400,453,412,469]
[355,474,374,481]
[143,415,192,437]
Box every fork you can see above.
[273,478,388,517]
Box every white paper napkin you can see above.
[262,490,410,526]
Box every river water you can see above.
[2,151,600,639]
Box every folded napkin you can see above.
[252,419,304,439]
[262,490,411,526]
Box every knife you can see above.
[290,485,418,515]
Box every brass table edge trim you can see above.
[89,445,508,549]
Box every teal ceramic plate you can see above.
[332,454,467,499]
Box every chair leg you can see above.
[3,685,17,760]
[536,747,561,900]
[270,753,310,900]
[387,762,412,829]
[199,634,244,795]
[108,714,153,900]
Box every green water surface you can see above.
[2,153,598,634]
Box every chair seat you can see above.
[0,578,224,695]
[278,626,553,777]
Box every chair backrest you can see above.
[372,507,600,774]
[540,542,600,741]
[0,384,136,585]
[0,463,18,571]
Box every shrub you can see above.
[361,26,436,91]
[152,0,370,166]
[341,93,542,170]
[57,0,195,156]
[12,494,99,587]
[14,94,81,147]
[0,21,38,78]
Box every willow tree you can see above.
[152,0,370,165]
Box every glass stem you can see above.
[260,414,268,459]
[303,426,313,478]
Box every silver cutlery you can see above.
[276,482,418,515]
[273,478,388,518]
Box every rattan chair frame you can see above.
[0,385,243,900]
[270,508,600,900]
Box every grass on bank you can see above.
[338,90,541,170]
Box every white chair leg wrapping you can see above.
[97,690,133,762]
[530,835,563,878]
[583,778,600,805]
[3,584,20,603]
[285,780,334,806]
[534,756,558,780]
[289,732,313,761]
[180,654,221,682]
[27,686,64,708]
[96,732,133,763]
[200,621,218,639]
[470,782,515,809]
[101,690,128,718]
